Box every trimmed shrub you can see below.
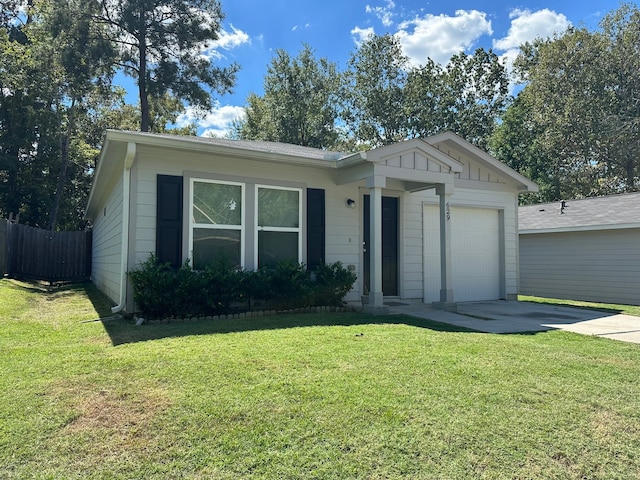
[200,260,244,314]
[127,254,180,318]
[312,262,357,307]
[262,260,314,310]
[128,254,357,318]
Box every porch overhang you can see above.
[336,140,462,314]
[336,162,456,192]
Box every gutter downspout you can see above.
[112,142,136,314]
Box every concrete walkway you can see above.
[377,299,640,344]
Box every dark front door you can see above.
[363,195,399,296]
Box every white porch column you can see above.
[434,183,456,311]
[364,175,388,314]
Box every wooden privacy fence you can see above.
[1,219,92,282]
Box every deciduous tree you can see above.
[341,34,410,147]
[492,3,640,201]
[234,44,341,149]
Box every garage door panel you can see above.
[424,205,501,302]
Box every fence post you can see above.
[7,219,16,278]
[0,219,7,276]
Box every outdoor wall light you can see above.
[347,198,356,208]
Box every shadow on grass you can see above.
[81,282,118,318]
[101,312,479,346]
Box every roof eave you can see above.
[520,223,640,234]
[104,130,341,169]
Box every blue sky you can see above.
[159,0,629,136]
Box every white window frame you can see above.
[254,184,302,267]
[189,178,245,269]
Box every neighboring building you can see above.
[519,193,640,305]
[84,130,537,314]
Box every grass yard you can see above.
[2,279,640,479]
[519,295,640,317]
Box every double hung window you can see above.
[189,180,301,269]
[190,179,244,268]
[256,186,301,268]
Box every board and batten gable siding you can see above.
[90,174,124,304]
[520,228,640,305]
[432,143,510,186]
[128,143,362,300]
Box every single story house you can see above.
[85,130,538,314]
[519,192,640,305]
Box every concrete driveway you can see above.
[384,300,640,344]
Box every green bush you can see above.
[127,254,181,318]
[200,260,245,314]
[313,261,358,307]
[128,254,357,318]
[255,260,313,310]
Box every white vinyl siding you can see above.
[90,175,123,304]
[520,229,640,305]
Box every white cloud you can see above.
[493,9,570,51]
[366,0,396,27]
[395,10,493,65]
[493,9,571,86]
[351,26,376,46]
[202,25,250,61]
[176,104,246,138]
[292,23,311,32]
[211,24,251,50]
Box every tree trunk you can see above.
[48,102,75,230]
[138,7,149,132]
[625,156,636,192]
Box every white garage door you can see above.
[424,205,501,302]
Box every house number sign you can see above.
[446,202,451,221]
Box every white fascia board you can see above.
[519,223,640,234]
[84,138,111,220]
[104,130,339,170]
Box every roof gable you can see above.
[426,131,539,192]
[366,138,463,175]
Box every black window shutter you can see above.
[306,188,325,270]
[156,175,183,268]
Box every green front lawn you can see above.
[2,279,640,479]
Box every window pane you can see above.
[258,188,299,228]
[193,228,241,268]
[258,231,298,268]
[193,182,242,225]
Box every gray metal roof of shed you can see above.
[519,192,640,233]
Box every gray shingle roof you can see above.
[129,131,346,161]
[519,192,640,232]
